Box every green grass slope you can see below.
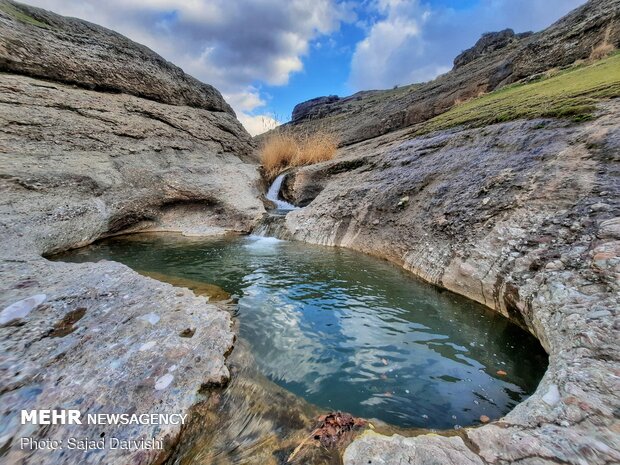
[417,52,620,135]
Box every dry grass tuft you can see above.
[260,130,337,178]
[259,132,298,178]
[294,132,338,166]
[590,42,615,61]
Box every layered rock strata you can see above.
[0,2,264,464]
[282,102,620,464]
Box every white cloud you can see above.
[349,0,587,91]
[24,0,352,133]
[224,88,265,113]
[19,0,589,130]
[238,113,281,136]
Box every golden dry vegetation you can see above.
[260,130,337,178]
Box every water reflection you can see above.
[58,233,548,429]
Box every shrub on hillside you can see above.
[260,130,337,179]
[590,42,615,61]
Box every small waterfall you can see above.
[254,173,298,239]
[265,173,297,211]
[252,212,292,240]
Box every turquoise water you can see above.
[58,233,548,429]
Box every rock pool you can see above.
[58,233,548,429]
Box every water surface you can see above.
[58,233,547,429]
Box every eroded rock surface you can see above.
[0,2,264,464]
[453,29,532,70]
[0,0,233,113]
[1,260,235,465]
[344,432,484,465]
[282,101,620,464]
[278,0,620,146]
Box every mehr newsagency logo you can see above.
[18,409,188,451]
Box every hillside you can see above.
[1,1,619,465]
[270,0,620,146]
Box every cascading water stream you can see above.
[265,173,298,211]
[253,173,298,239]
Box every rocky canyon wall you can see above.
[0,2,264,464]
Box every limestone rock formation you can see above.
[0,1,264,464]
[279,101,620,464]
[279,0,620,146]
[0,0,233,113]
[291,95,340,122]
[453,29,532,69]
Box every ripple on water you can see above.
[57,233,548,430]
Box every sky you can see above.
[26,0,587,135]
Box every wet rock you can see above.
[312,412,367,448]
[138,271,232,301]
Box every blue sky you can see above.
[27,0,586,134]
[260,0,586,126]
[256,21,365,123]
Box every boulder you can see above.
[292,95,341,122]
[0,0,233,113]
[453,29,532,69]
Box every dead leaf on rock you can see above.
[288,411,367,462]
